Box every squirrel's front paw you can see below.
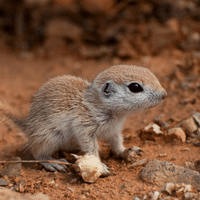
[120,148,139,162]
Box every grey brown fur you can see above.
[0,65,167,175]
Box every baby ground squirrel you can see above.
[0,65,166,176]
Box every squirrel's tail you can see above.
[0,101,26,131]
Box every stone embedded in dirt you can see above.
[184,184,192,193]
[144,123,163,134]
[151,191,160,200]
[0,188,49,200]
[73,154,104,183]
[141,159,200,190]
[142,183,198,200]
[181,147,189,151]
[184,192,197,200]
[139,123,163,141]
[167,127,186,142]
[0,157,22,178]
[133,197,141,200]
[161,182,175,195]
[193,113,200,127]
[129,159,148,168]
[180,116,198,137]
[157,153,167,158]
[0,178,9,186]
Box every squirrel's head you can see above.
[90,65,167,115]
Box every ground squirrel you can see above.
[0,65,167,176]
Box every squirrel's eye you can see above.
[128,83,143,93]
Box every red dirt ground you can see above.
[0,46,199,199]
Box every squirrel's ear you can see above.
[102,82,111,96]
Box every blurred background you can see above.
[0,0,199,58]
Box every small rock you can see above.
[167,127,186,142]
[180,117,197,137]
[159,197,173,200]
[161,182,175,195]
[157,153,167,158]
[68,187,75,192]
[194,142,200,146]
[185,163,195,170]
[139,123,163,141]
[141,159,200,190]
[142,194,148,200]
[133,197,141,200]
[1,157,22,177]
[0,178,9,186]
[16,184,25,193]
[144,123,163,134]
[70,178,78,183]
[129,159,148,168]
[120,183,126,189]
[151,191,160,200]
[184,185,192,193]
[193,113,200,127]
[184,192,196,199]
[48,180,56,187]
[73,154,104,183]
[181,148,189,151]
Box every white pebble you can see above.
[151,191,160,200]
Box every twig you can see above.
[0,160,73,166]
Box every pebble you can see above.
[133,197,141,200]
[68,187,75,192]
[141,159,200,190]
[129,159,148,168]
[167,127,186,142]
[144,123,163,134]
[161,182,175,195]
[184,192,196,199]
[193,113,200,127]
[0,178,9,186]
[70,178,78,183]
[180,148,189,151]
[151,191,160,200]
[184,185,192,193]
[48,180,55,187]
[180,117,197,136]
[1,157,22,177]
[157,153,167,158]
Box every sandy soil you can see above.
[0,46,199,199]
